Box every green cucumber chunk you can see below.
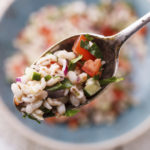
[32,72,41,81]
[84,78,101,96]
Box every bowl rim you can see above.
[1,98,150,150]
[1,1,150,149]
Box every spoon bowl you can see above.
[31,33,119,110]
[14,11,150,115]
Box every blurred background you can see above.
[0,0,150,150]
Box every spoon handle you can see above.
[115,12,150,45]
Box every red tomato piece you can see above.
[82,59,102,77]
[39,26,54,49]
[70,15,80,26]
[72,35,96,61]
[100,26,117,36]
[113,88,125,100]
[39,26,51,36]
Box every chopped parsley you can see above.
[23,113,41,124]
[71,55,83,63]
[80,40,90,50]
[48,83,62,91]
[65,109,80,117]
[89,43,102,58]
[68,55,83,70]
[93,74,100,80]
[47,78,72,91]
[61,78,72,88]
[40,106,55,118]
[100,77,124,86]
[80,34,102,58]
[85,34,94,41]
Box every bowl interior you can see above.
[0,0,150,144]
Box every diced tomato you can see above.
[70,15,87,27]
[113,88,125,100]
[82,59,102,77]
[77,62,82,68]
[39,26,54,49]
[39,26,51,36]
[70,15,80,26]
[72,35,96,61]
[100,26,117,36]
[12,57,27,77]
[137,26,147,36]
[13,64,24,76]
[44,36,54,49]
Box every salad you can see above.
[5,1,147,126]
[11,34,123,122]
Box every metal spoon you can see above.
[15,12,150,115]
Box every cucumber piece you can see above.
[44,75,51,81]
[32,72,41,81]
[84,78,101,96]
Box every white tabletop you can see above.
[0,1,150,150]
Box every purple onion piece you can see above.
[64,66,68,76]
[47,89,66,98]
[62,59,68,76]
[16,77,21,82]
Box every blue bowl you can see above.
[0,0,150,149]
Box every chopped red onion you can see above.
[16,77,21,82]
[62,59,68,76]
[64,66,68,76]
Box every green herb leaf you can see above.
[71,55,83,63]
[68,63,76,71]
[68,55,83,70]
[87,74,91,79]
[23,113,41,124]
[80,40,90,50]
[100,77,124,86]
[40,106,55,118]
[48,83,62,91]
[80,40,102,59]
[89,43,102,58]
[32,72,41,81]
[44,75,51,81]
[61,78,72,89]
[93,74,100,80]
[65,109,80,117]
[47,79,72,91]
[85,34,94,41]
